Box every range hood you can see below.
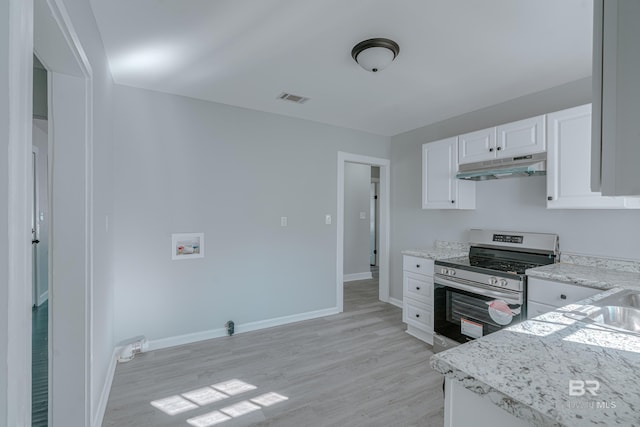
[456,152,546,181]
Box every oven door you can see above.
[434,275,524,344]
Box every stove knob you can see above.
[441,268,449,275]
[488,277,498,285]
[499,279,508,287]
[448,269,456,276]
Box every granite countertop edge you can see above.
[526,263,640,291]
[400,248,468,260]
[430,357,562,427]
[431,286,638,426]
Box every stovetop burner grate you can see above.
[468,258,541,275]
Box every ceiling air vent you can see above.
[277,92,310,104]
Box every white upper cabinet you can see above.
[458,127,496,164]
[496,115,546,158]
[546,104,640,209]
[458,116,545,165]
[422,137,475,209]
[592,0,640,196]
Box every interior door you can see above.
[31,150,38,307]
[369,182,377,266]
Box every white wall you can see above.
[112,85,390,345]
[0,0,11,419]
[58,0,117,422]
[390,77,640,300]
[50,71,89,426]
[32,121,48,304]
[343,163,371,277]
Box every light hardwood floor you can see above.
[103,279,445,426]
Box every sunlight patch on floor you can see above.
[150,395,199,415]
[211,379,257,396]
[182,387,229,406]
[250,392,289,407]
[186,410,231,427]
[151,379,289,426]
[220,400,261,417]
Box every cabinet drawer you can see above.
[527,301,556,319]
[403,256,433,276]
[403,272,433,303]
[404,299,433,331]
[528,278,599,307]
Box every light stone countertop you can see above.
[526,263,640,291]
[401,240,469,261]
[431,287,640,426]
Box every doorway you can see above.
[370,167,380,278]
[31,53,50,426]
[6,0,94,425]
[336,152,390,313]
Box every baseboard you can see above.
[343,272,373,282]
[37,290,48,306]
[93,346,119,427]
[147,306,341,352]
[387,297,403,308]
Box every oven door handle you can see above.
[435,275,523,305]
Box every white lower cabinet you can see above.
[445,378,530,427]
[527,277,600,319]
[402,255,434,344]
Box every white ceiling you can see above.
[90,0,593,136]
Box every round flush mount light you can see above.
[351,38,400,73]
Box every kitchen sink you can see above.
[585,306,640,333]
[594,289,640,309]
[565,289,640,334]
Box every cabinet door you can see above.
[528,277,599,307]
[547,104,640,209]
[527,301,556,319]
[422,138,457,209]
[403,271,433,305]
[496,115,545,157]
[458,127,496,164]
[593,0,640,196]
[404,299,433,332]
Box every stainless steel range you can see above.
[432,229,559,352]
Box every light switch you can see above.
[325,214,332,225]
[280,216,288,227]
[359,212,366,219]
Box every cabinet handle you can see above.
[451,200,455,204]
[415,314,420,318]
[416,286,421,291]
[489,148,494,152]
[547,196,553,201]
[560,294,567,300]
[416,264,420,268]
[496,146,502,151]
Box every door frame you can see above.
[337,152,390,312]
[6,0,94,425]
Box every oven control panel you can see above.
[435,264,524,292]
[488,277,509,287]
[439,267,456,276]
[492,234,523,244]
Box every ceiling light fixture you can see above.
[351,38,400,73]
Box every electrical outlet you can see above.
[325,214,332,225]
[281,216,288,227]
[360,212,366,219]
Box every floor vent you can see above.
[277,92,310,104]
